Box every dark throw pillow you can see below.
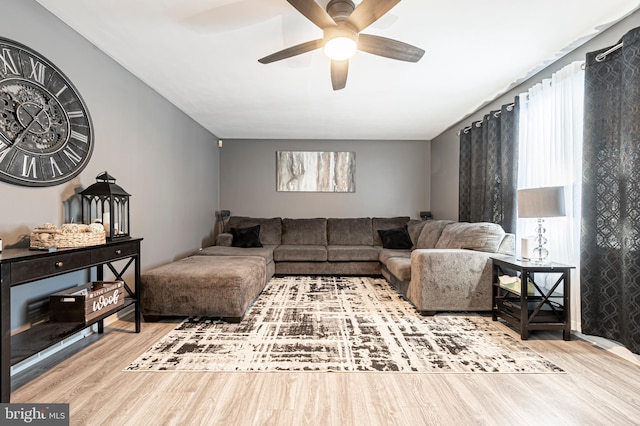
[231,225,263,248]
[377,226,413,249]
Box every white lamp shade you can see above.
[517,186,566,218]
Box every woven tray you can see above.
[30,223,106,249]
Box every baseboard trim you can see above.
[574,332,640,366]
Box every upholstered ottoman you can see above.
[141,255,266,322]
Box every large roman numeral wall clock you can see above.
[0,37,93,187]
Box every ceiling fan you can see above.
[258,0,425,90]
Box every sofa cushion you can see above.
[327,218,373,245]
[434,222,506,253]
[377,226,413,249]
[372,217,410,246]
[415,220,454,249]
[384,257,412,282]
[274,244,327,262]
[215,233,233,247]
[327,245,381,261]
[379,248,411,264]
[195,245,276,264]
[281,218,327,245]
[227,217,282,245]
[275,261,381,276]
[231,225,263,248]
[407,219,427,247]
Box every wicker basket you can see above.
[30,223,106,249]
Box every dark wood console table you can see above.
[0,238,142,402]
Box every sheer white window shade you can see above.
[517,61,584,330]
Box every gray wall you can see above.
[430,9,640,221]
[220,139,430,219]
[1,0,219,328]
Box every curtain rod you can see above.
[596,42,623,62]
[457,103,515,136]
[458,122,479,136]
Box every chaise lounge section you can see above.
[141,255,267,322]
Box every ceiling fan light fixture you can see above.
[258,0,424,88]
[323,26,358,61]
[324,36,357,60]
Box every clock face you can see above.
[0,37,93,187]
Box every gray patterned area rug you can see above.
[126,276,564,373]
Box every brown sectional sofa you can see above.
[213,216,513,311]
[141,215,514,321]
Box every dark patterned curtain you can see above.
[459,100,519,233]
[582,27,640,354]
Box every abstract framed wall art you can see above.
[276,151,356,192]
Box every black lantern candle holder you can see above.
[80,171,131,240]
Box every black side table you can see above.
[491,256,574,340]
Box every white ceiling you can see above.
[34,0,640,140]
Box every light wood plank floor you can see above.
[11,314,640,426]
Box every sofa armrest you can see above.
[215,233,233,247]
[408,249,502,313]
